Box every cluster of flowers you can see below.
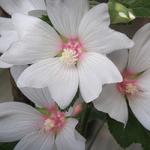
[0,0,150,149]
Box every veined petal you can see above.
[128,70,150,130]
[137,70,150,93]
[0,0,45,15]
[128,93,150,130]
[0,59,13,68]
[11,65,54,108]
[108,50,128,72]
[14,131,54,150]
[78,4,134,54]
[27,0,46,10]
[78,52,122,103]
[46,0,88,38]
[0,102,42,142]
[0,17,18,53]
[93,85,128,124]
[128,23,150,72]
[0,0,34,14]
[79,3,110,32]
[56,118,85,150]
[0,17,14,31]
[17,58,78,109]
[1,14,62,65]
[0,30,18,53]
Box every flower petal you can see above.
[0,17,18,53]
[78,3,134,54]
[0,102,42,142]
[127,70,150,130]
[128,93,150,130]
[0,0,45,15]
[0,30,18,53]
[1,14,61,65]
[137,70,150,93]
[108,50,128,72]
[0,59,13,68]
[128,23,150,72]
[14,131,54,150]
[11,65,54,108]
[56,118,85,150]
[93,84,128,124]
[128,70,150,130]
[0,17,14,31]
[17,58,78,109]
[28,0,46,10]
[78,52,122,103]
[46,0,88,37]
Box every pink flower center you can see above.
[60,38,83,66]
[116,70,139,96]
[42,107,66,134]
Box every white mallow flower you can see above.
[0,65,85,150]
[0,0,46,68]
[0,104,85,150]
[93,23,150,130]
[1,0,134,109]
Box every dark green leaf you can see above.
[108,109,150,150]
[89,107,107,121]
[0,142,17,150]
[40,15,52,26]
[119,0,150,17]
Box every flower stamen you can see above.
[60,38,83,66]
[116,70,139,96]
[42,108,66,134]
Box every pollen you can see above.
[60,48,79,66]
[125,83,138,95]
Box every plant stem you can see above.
[86,117,107,150]
[78,103,92,137]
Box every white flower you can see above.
[0,0,46,15]
[0,65,85,150]
[0,0,46,68]
[93,23,150,130]
[1,0,134,109]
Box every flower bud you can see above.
[109,1,135,24]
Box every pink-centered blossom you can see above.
[1,0,134,109]
[0,65,85,150]
[94,23,150,130]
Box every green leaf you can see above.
[119,0,150,17]
[88,107,107,121]
[0,142,17,150]
[108,109,150,150]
